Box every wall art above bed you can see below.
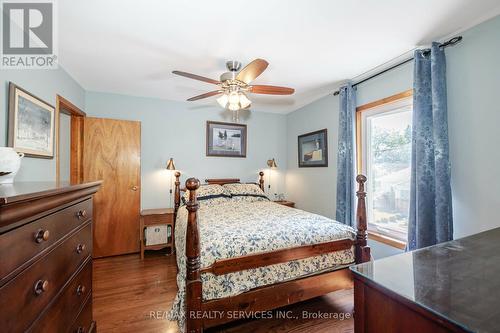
[206,121,247,158]
[298,128,328,167]
[8,82,55,158]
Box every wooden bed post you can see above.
[174,171,181,221]
[259,171,265,191]
[185,178,202,333]
[355,175,371,263]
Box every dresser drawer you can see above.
[0,223,92,332]
[28,259,92,333]
[69,295,95,333]
[0,198,92,286]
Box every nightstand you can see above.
[273,200,295,208]
[140,208,175,259]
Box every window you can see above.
[357,91,412,247]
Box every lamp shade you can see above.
[216,94,229,108]
[166,158,176,170]
[267,158,277,168]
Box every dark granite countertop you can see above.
[351,228,500,333]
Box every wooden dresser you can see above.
[0,181,101,333]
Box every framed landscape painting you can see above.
[8,82,55,158]
[298,128,328,167]
[206,121,247,158]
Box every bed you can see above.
[170,171,370,332]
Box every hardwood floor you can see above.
[93,253,354,333]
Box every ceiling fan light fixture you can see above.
[228,102,240,111]
[217,91,251,111]
[228,91,240,105]
[216,94,229,108]
[173,58,295,110]
[239,93,251,109]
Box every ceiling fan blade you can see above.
[187,91,222,101]
[249,85,295,95]
[172,70,221,85]
[236,59,269,84]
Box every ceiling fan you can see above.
[172,59,294,111]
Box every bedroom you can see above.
[1,0,500,332]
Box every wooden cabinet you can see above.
[273,200,295,208]
[140,208,174,259]
[350,228,500,333]
[0,181,101,333]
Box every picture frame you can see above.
[8,82,55,158]
[206,121,247,158]
[298,128,328,167]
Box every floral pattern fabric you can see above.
[408,43,453,250]
[182,184,232,206]
[336,82,357,228]
[222,183,269,202]
[169,200,355,329]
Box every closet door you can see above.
[82,117,141,257]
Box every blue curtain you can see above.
[408,43,453,250]
[336,83,356,228]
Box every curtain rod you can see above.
[332,36,462,96]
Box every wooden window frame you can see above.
[356,89,412,250]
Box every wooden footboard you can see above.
[174,172,370,333]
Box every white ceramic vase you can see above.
[0,147,24,184]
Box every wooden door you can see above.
[82,117,141,257]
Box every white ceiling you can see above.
[59,0,500,114]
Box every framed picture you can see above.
[206,121,247,158]
[298,128,328,167]
[8,82,55,158]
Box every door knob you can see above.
[131,185,139,191]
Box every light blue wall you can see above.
[85,91,287,210]
[286,14,500,257]
[286,94,339,218]
[0,68,85,181]
[447,16,500,238]
[356,61,413,106]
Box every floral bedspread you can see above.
[169,200,355,329]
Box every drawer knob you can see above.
[76,243,86,254]
[76,284,86,296]
[76,327,86,333]
[34,229,50,243]
[76,210,87,220]
[34,279,49,295]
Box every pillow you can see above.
[222,183,269,203]
[182,184,231,207]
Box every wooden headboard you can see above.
[205,178,240,185]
